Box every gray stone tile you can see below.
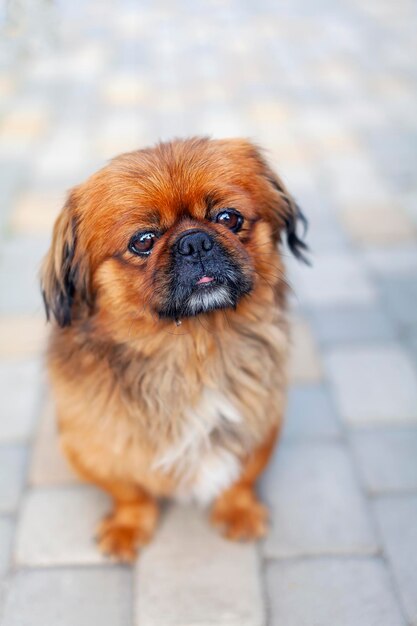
[325,345,417,425]
[404,193,417,228]
[1,567,131,626]
[29,397,80,486]
[366,127,417,193]
[282,384,341,440]
[267,558,405,626]
[305,212,349,252]
[0,316,47,359]
[289,317,323,383]
[340,203,416,246]
[0,516,14,576]
[377,275,417,331]
[289,252,376,308]
[15,486,110,565]
[309,305,396,346]
[261,442,378,558]
[409,328,417,363]
[0,159,26,233]
[374,496,417,626]
[323,153,387,207]
[352,428,417,493]
[135,505,264,626]
[0,359,42,442]
[0,445,27,513]
[33,126,93,186]
[0,235,48,315]
[362,245,417,275]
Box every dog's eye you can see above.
[215,209,243,233]
[129,232,157,256]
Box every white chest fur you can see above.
[153,388,243,504]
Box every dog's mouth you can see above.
[195,275,216,286]
[158,270,253,320]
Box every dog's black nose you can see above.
[177,230,214,257]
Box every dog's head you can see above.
[41,137,308,327]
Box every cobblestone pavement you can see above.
[1,1,417,624]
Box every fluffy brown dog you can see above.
[41,137,308,561]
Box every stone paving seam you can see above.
[325,367,411,618]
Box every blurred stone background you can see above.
[0,1,416,625]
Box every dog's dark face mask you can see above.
[157,226,254,320]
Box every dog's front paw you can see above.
[96,519,142,562]
[96,501,158,562]
[211,488,269,541]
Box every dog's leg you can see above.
[210,427,279,541]
[62,444,159,561]
[95,481,159,562]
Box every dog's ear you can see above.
[265,170,310,264]
[241,141,309,264]
[41,190,90,327]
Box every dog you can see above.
[41,137,308,561]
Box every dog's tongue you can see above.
[196,276,214,285]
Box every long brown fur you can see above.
[41,137,307,561]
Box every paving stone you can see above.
[34,127,92,182]
[0,109,47,140]
[0,516,14,576]
[377,275,417,330]
[0,158,26,231]
[289,252,376,307]
[94,134,149,160]
[309,304,396,346]
[95,111,148,143]
[247,100,291,125]
[274,163,318,204]
[265,138,310,166]
[289,317,322,383]
[374,495,417,626]
[365,127,417,193]
[32,43,106,82]
[0,131,39,159]
[340,203,416,245]
[352,428,417,493]
[135,505,264,626]
[30,398,80,486]
[409,328,417,363]
[0,445,28,513]
[362,245,417,275]
[0,316,48,358]
[325,345,417,425]
[267,558,405,626]
[305,211,349,252]
[403,192,417,228]
[0,75,16,100]
[261,442,378,558]
[102,74,151,105]
[0,235,48,315]
[15,486,110,565]
[1,567,131,626]
[327,99,385,130]
[299,108,359,150]
[200,107,247,139]
[0,359,42,441]
[282,384,341,440]
[326,154,389,207]
[11,190,64,235]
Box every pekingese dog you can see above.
[41,137,308,561]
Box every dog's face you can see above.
[42,138,307,327]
